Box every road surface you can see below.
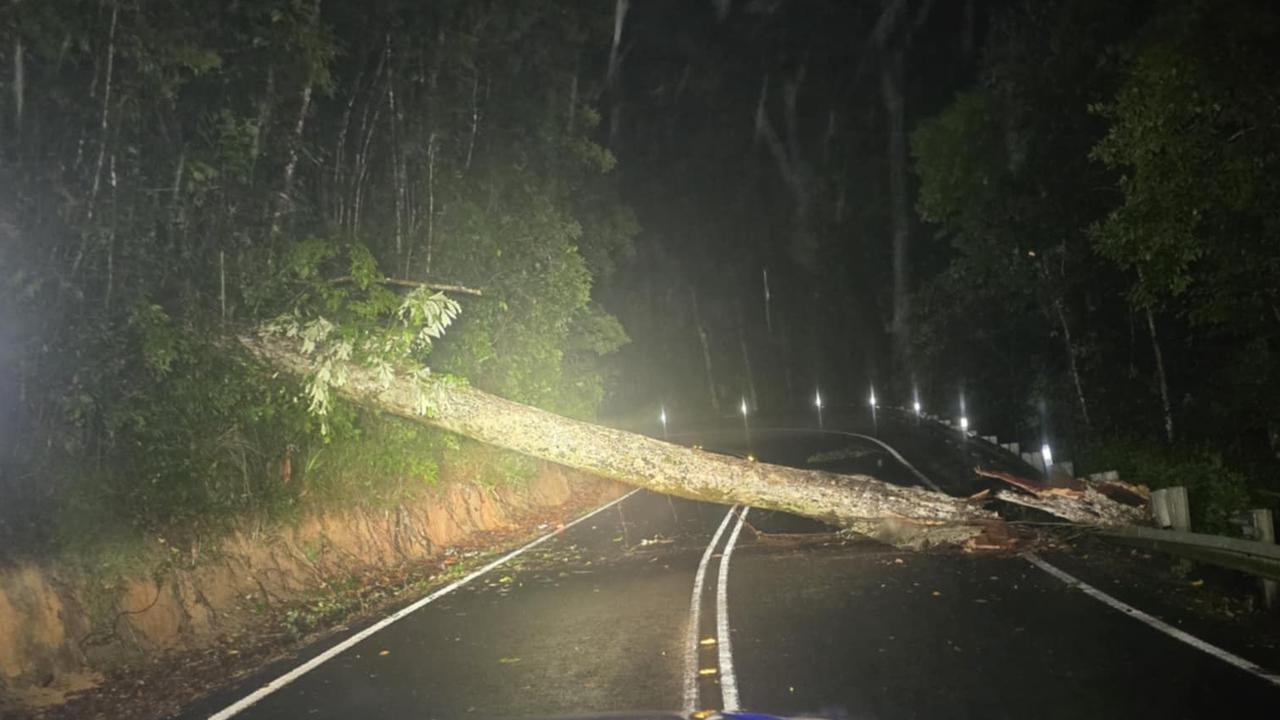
[176,414,1280,719]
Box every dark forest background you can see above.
[2,0,1278,559]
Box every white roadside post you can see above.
[1041,443,1054,476]
[660,407,669,441]
[1250,509,1276,610]
[815,389,824,430]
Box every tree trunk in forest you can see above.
[250,66,275,176]
[1053,296,1092,433]
[239,335,1147,547]
[11,34,23,133]
[84,0,117,227]
[271,79,314,238]
[422,131,437,278]
[690,287,721,415]
[1146,306,1174,444]
[881,44,911,375]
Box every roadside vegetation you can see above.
[908,0,1280,517]
[0,1,633,566]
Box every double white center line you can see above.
[683,504,750,715]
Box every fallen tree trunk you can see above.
[241,335,1141,547]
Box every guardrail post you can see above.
[1168,487,1191,532]
[1151,487,1190,531]
[1252,509,1276,610]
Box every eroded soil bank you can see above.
[0,463,627,718]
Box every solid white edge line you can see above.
[207,488,643,720]
[716,507,750,712]
[682,505,740,715]
[1024,552,1280,688]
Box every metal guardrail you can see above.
[1099,525,1280,582]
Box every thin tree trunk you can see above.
[606,0,628,88]
[351,80,383,239]
[422,131,437,278]
[385,38,404,265]
[1053,296,1092,433]
[104,153,116,310]
[330,66,362,227]
[249,66,275,178]
[566,65,579,133]
[465,69,480,171]
[85,0,118,226]
[219,250,227,322]
[169,148,186,258]
[270,78,314,237]
[11,33,23,133]
[241,334,1144,546]
[691,287,720,415]
[1146,306,1174,444]
[881,44,911,373]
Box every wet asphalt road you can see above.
[177,419,1280,719]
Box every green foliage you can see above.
[303,413,446,509]
[1082,439,1250,532]
[1092,1,1280,311]
[260,239,463,432]
[429,167,630,417]
[0,0,631,561]
[913,91,1005,238]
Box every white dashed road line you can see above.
[683,504,740,715]
[715,507,750,711]
[1024,552,1280,688]
[208,488,642,720]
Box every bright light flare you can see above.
[659,407,667,426]
[740,398,749,416]
[913,400,922,415]
[869,389,877,408]
[814,390,823,409]
[1041,443,1053,466]
[959,416,969,431]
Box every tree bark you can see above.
[11,33,23,133]
[270,78,314,238]
[85,0,118,226]
[239,335,1146,547]
[242,335,993,547]
[1053,296,1092,433]
[690,287,721,415]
